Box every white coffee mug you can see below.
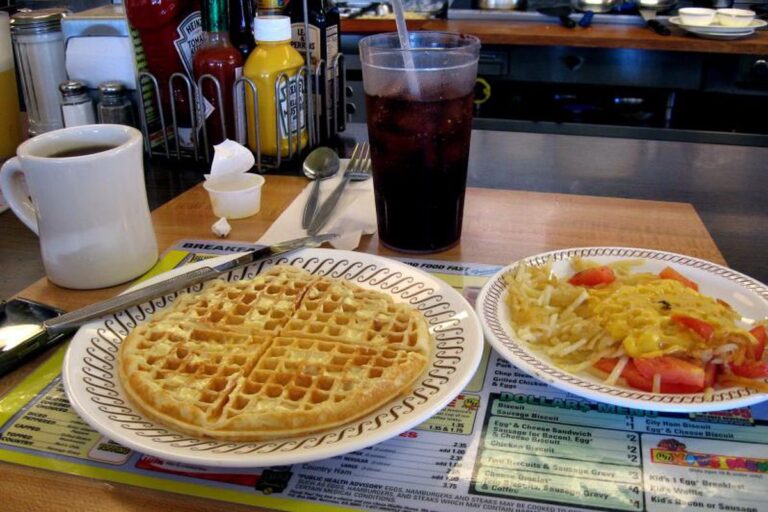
[0,124,158,289]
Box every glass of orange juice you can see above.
[1,12,23,160]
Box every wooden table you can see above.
[1,175,724,511]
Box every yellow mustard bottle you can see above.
[244,15,307,157]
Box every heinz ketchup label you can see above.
[173,11,204,78]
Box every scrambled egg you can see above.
[504,259,750,371]
[588,279,739,358]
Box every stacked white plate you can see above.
[669,16,767,39]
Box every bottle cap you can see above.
[253,15,291,42]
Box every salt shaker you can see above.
[59,80,95,127]
[97,81,134,127]
[10,8,68,135]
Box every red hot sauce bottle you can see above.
[192,0,244,145]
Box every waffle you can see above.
[118,265,431,441]
[282,277,431,354]
[152,265,317,335]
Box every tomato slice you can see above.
[633,356,706,389]
[594,358,703,393]
[594,358,620,374]
[659,266,699,292]
[569,266,616,287]
[671,315,714,342]
[730,360,768,379]
[594,358,652,390]
[749,325,767,360]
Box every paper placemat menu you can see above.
[1,241,767,512]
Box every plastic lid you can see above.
[253,16,291,42]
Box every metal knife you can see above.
[41,233,336,338]
[0,234,336,376]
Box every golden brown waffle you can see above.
[213,337,428,440]
[118,265,431,441]
[119,322,273,432]
[281,277,431,354]
[153,265,318,336]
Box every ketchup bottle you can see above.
[124,0,204,147]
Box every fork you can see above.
[307,143,372,235]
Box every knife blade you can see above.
[42,233,337,338]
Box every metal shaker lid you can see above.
[98,81,126,96]
[10,8,68,35]
[59,80,87,97]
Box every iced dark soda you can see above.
[366,91,474,252]
[359,32,480,253]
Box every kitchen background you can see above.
[3,0,768,146]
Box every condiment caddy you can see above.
[129,0,347,172]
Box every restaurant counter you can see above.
[1,123,766,298]
[2,123,768,512]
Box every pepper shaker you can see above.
[97,81,134,127]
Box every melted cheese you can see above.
[590,280,738,358]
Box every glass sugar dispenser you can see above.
[10,8,69,135]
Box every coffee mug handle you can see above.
[0,157,39,235]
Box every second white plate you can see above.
[669,16,767,32]
[476,247,768,413]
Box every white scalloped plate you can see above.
[476,247,768,413]
[669,16,767,32]
[62,249,483,467]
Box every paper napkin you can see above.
[257,160,376,250]
[204,139,255,188]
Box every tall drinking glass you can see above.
[360,32,480,253]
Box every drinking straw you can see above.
[391,0,421,96]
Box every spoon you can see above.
[302,146,340,229]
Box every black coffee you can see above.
[47,145,118,158]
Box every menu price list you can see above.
[284,394,483,510]
[3,354,768,512]
[471,392,644,511]
[0,380,131,464]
